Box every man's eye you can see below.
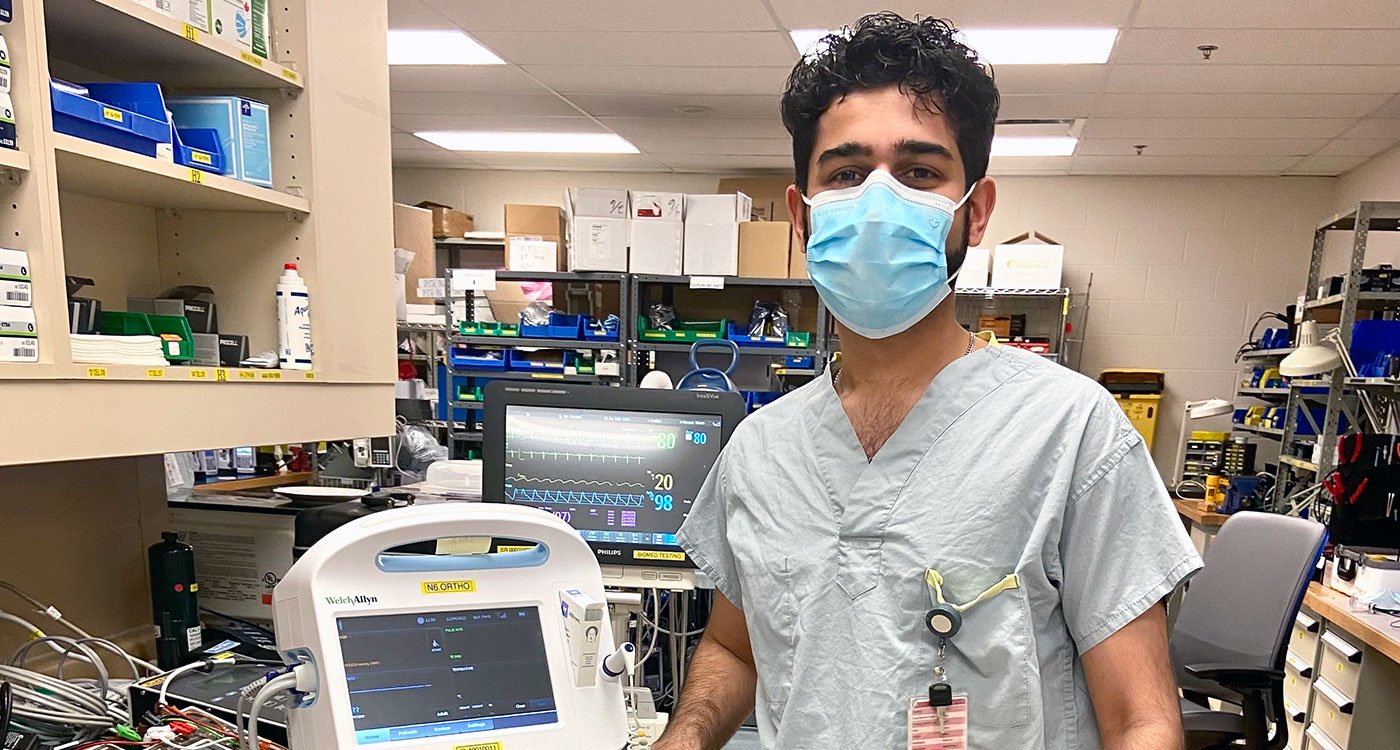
[833,169,863,184]
[905,167,938,182]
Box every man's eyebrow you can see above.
[816,142,873,164]
[895,139,954,159]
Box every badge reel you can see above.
[908,569,1020,750]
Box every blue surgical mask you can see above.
[803,169,976,339]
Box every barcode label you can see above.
[15,348,34,357]
[4,291,27,301]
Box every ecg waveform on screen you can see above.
[505,429,657,450]
[509,474,644,489]
[506,449,644,464]
[504,487,646,508]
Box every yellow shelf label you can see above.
[189,369,208,380]
[191,152,212,166]
[101,107,124,123]
[146,368,165,379]
[238,370,256,380]
[529,373,565,380]
[305,372,316,380]
[260,371,282,381]
[280,68,299,83]
[188,168,204,185]
[86,367,108,378]
[215,368,229,382]
[182,23,200,42]
[240,51,264,67]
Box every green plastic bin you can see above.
[637,317,729,342]
[459,321,519,337]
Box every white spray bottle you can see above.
[276,263,312,370]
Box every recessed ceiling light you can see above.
[387,30,505,66]
[789,27,1118,65]
[991,136,1078,157]
[414,131,640,154]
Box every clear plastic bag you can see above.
[648,304,676,330]
[397,424,448,479]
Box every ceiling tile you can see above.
[522,65,792,96]
[388,0,455,30]
[427,0,780,32]
[768,0,1137,29]
[391,91,580,117]
[628,137,791,156]
[991,66,1109,96]
[1075,138,1327,156]
[389,113,606,133]
[468,31,798,67]
[600,117,790,139]
[1069,155,1297,175]
[1133,0,1400,29]
[1312,139,1399,157]
[565,94,779,120]
[998,94,1096,120]
[391,149,482,168]
[1114,28,1400,66]
[389,65,549,93]
[1339,118,1400,138]
[1368,94,1400,118]
[1283,155,1369,175]
[1082,118,1353,139]
[1105,65,1400,95]
[656,155,793,172]
[469,153,675,171]
[987,157,1072,175]
[1095,93,1388,119]
[391,132,446,151]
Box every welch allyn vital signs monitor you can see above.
[273,503,632,749]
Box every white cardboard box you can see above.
[630,191,684,221]
[209,0,269,58]
[568,188,629,219]
[169,0,209,31]
[507,238,561,272]
[991,243,1064,289]
[684,221,742,276]
[0,304,37,362]
[960,247,991,289]
[630,220,684,275]
[686,193,752,223]
[568,217,629,272]
[0,247,30,307]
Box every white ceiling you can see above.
[388,0,1400,176]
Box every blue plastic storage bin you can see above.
[1349,320,1400,378]
[784,355,814,369]
[50,80,172,157]
[508,350,576,373]
[520,312,585,340]
[448,346,508,370]
[173,127,224,174]
[744,391,783,412]
[726,322,787,347]
[582,315,621,342]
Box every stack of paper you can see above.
[70,334,169,366]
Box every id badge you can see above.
[908,694,969,750]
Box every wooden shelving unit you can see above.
[0,0,394,466]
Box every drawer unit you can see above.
[1312,678,1356,746]
[1319,629,1364,699]
[1285,655,1315,713]
[1289,610,1324,669]
[1283,695,1309,750]
[1306,723,1345,750]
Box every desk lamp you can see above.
[1172,398,1236,489]
[1279,321,1381,428]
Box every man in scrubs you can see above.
[655,13,1201,750]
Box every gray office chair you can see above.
[1171,511,1327,750]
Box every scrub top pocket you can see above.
[939,572,1038,729]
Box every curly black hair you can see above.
[781,13,999,192]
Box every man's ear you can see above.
[785,183,808,251]
[965,176,998,248]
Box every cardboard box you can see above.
[218,334,248,367]
[992,238,1064,290]
[0,247,31,307]
[168,0,208,30]
[683,194,751,277]
[167,96,272,188]
[505,204,566,272]
[630,220,684,276]
[568,188,629,219]
[569,217,628,272]
[718,177,792,222]
[485,283,531,326]
[739,222,792,279]
[396,204,440,303]
[412,201,474,240]
[630,191,684,221]
[133,0,176,16]
[961,247,991,288]
[209,0,270,59]
[789,246,808,279]
[192,332,221,366]
[0,304,37,362]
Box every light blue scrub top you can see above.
[678,345,1202,749]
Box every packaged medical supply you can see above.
[167,96,273,187]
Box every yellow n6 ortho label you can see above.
[634,550,686,561]
[102,107,124,123]
[422,580,476,595]
[455,743,502,750]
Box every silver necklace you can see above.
[833,332,976,390]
